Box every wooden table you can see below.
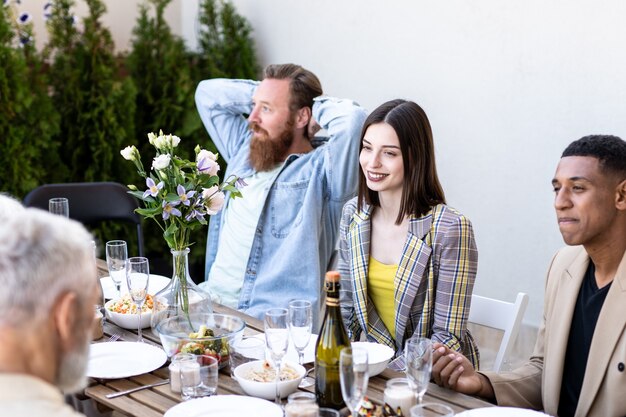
[88,262,493,416]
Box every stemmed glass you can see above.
[288,299,314,388]
[126,257,150,343]
[340,346,369,417]
[405,337,433,405]
[264,308,290,405]
[106,240,127,298]
[48,197,69,217]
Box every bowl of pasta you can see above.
[233,359,305,400]
[104,294,154,330]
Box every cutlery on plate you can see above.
[105,379,170,398]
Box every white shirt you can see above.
[206,166,281,307]
[0,373,85,417]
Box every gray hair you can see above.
[0,193,25,221]
[0,196,96,326]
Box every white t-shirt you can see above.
[206,166,281,308]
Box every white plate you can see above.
[456,407,550,417]
[252,333,317,364]
[87,342,167,379]
[164,395,282,417]
[100,274,170,299]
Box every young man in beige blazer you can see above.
[431,135,626,417]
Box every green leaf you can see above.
[136,206,161,217]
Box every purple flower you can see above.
[185,208,206,222]
[177,184,196,206]
[142,177,164,198]
[162,200,181,220]
[236,178,248,189]
[43,3,52,20]
[17,12,31,24]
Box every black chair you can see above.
[23,182,145,256]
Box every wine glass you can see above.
[126,256,150,343]
[340,346,369,417]
[106,240,127,298]
[48,197,69,217]
[288,299,314,388]
[264,308,289,405]
[405,337,433,405]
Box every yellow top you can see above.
[367,256,398,339]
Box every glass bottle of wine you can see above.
[315,270,351,409]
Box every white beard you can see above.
[57,337,90,394]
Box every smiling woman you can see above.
[338,99,480,370]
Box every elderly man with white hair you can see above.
[0,195,99,416]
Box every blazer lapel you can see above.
[394,210,434,348]
[347,208,372,338]
[543,248,589,413]
[575,251,626,417]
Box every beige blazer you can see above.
[485,246,626,417]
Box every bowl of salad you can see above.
[155,313,245,368]
[105,294,154,330]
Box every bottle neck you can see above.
[324,281,340,307]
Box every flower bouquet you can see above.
[121,131,241,329]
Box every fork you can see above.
[106,333,121,342]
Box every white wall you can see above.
[206,0,626,327]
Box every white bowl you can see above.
[105,299,151,330]
[234,360,305,400]
[353,341,395,376]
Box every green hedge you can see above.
[0,0,259,278]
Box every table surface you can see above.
[89,260,493,416]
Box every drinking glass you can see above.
[49,197,69,217]
[384,377,417,416]
[126,256,149,343]
[339,346,369,417]
[405,337,432,405]
[285,392,318,417]
[264,308,289,405]
[410,403,454,417]
[288,299,313,388]
[180,355,219,400]
[106,240,127,298]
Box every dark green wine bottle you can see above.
[315,271,351,410]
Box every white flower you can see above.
[202,186,225,215]
[170,135,181,147]
[197,150,220,175]
[154,135,167,150]
[152,154,171,170]
[197,149,218,162]
[120,145,137,161]
[147,132,157,146]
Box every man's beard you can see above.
[248,116,295,171]
[56,334,90,394]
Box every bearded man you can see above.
[195,64,366,324]
[0,195,99,416]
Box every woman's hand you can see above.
[431,342,495,399]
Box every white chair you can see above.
[468,292,529,372]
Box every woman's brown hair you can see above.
[358,99,446,224]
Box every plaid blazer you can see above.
[338,197,479,369]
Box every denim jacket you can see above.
[195,78,367,323]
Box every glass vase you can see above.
[151,248,213,331]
